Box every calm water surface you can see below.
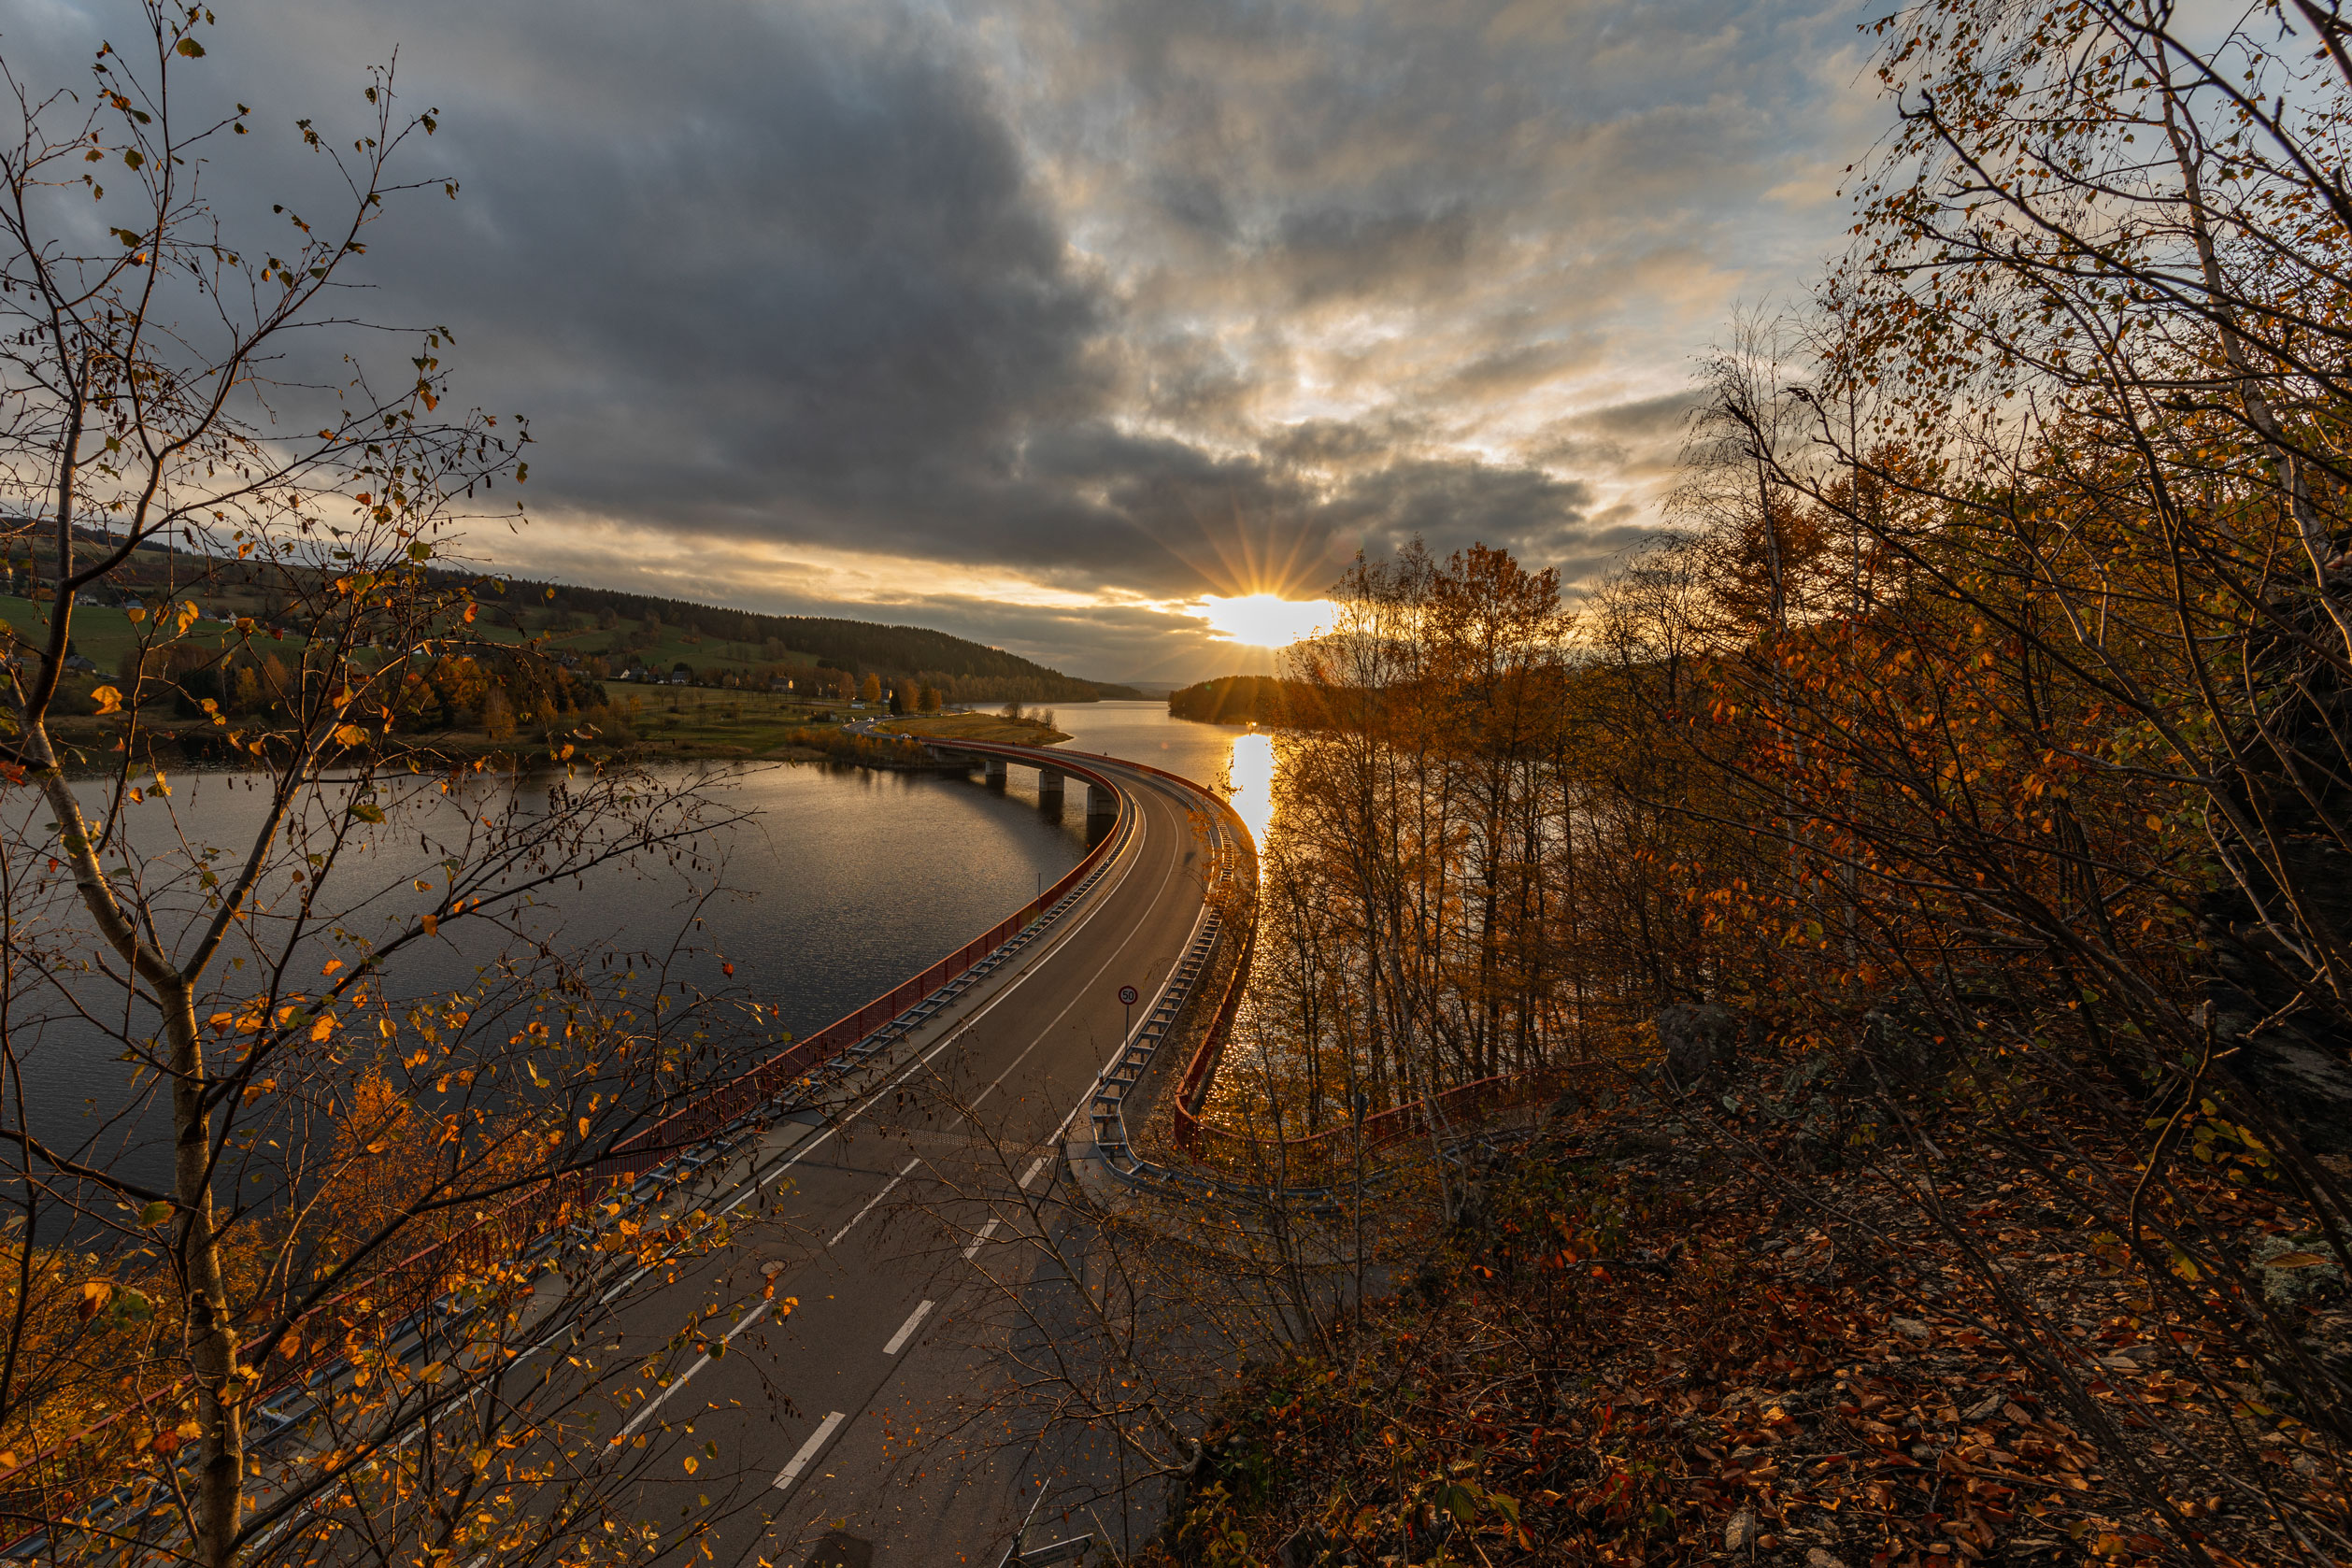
[29,706,1253,1189]
[1053,700,1270,843]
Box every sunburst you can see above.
[1194,593,1335,648]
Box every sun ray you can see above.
[1194,593,1336,649]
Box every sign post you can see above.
[1118,983,1139,1039]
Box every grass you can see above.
[596,684,864,758]
[878,712,1071,746]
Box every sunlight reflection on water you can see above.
[1226,729,1276,845]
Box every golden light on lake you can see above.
[1225,730,1276,845]
[1195,593,1334,649]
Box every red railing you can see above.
[592,744,1135,1176]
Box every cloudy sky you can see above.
[15,0,1884,684]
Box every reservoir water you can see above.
[22,701,1254,1192]
[1054,699,1274,844]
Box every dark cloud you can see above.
[8,0,1878,679]
[1273,202,1475,304]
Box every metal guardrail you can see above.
[1088,905,1222,1169]
[593,748,1138,1176]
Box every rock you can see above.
[2256,1233,2347,1310]
[1891,1317,1931,1341]
[1658,1003,1745,1090]
[1726,1507,1759,1551]
[1806,1551,1850,1568]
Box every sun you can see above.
[1195,593,1336,649]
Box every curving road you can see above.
[577,748,1228,1566]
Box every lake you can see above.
[19,701,1252,1191]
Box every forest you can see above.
[1165,675,1299,725]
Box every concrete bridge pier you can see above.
[984,756,1008,790]
[1036,767,1065,805]
[1087,781,1117,822]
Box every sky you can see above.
[12,0,1887,686]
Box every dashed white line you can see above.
[828,1157,921,1247]
[773,1411,848,1493]
[881,1300,935,1356]
[711,804,1150,1227]
[962,1216,1002,1261]
[609,1298,774,1447]
[1019,1156,1050,1190]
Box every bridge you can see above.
[0,741,1247,1568]
[580,740,1250,1564]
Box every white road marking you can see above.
[962,1216,1002,1261]
[610,1298,774,1447]
[710,803,1151,1225]
[828,1156,921,1247]
[1019,1156,1050,1190]
[773,1411,848,1493]
[881,1300,934,1356]
[963,833,1190,1134]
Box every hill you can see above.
[504,582,1137,702]
[3,528,1136,705]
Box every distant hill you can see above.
[7,527,1137,704]
[503,582,1139,702]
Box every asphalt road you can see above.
[581,754,1219,1567]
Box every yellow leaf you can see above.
[333,724,369,747]
[421,913,438,936]
[126,606,147,623]
[91,685,122,715]
[175,601,199,635]
[2262,1251,2330,1269]
[309,1015,335,1042]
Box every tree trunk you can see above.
[165,977,244,1568]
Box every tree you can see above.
[860,672,882,705]
[0,15,754,1565]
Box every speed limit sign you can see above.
[1117,985,1140,1006]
